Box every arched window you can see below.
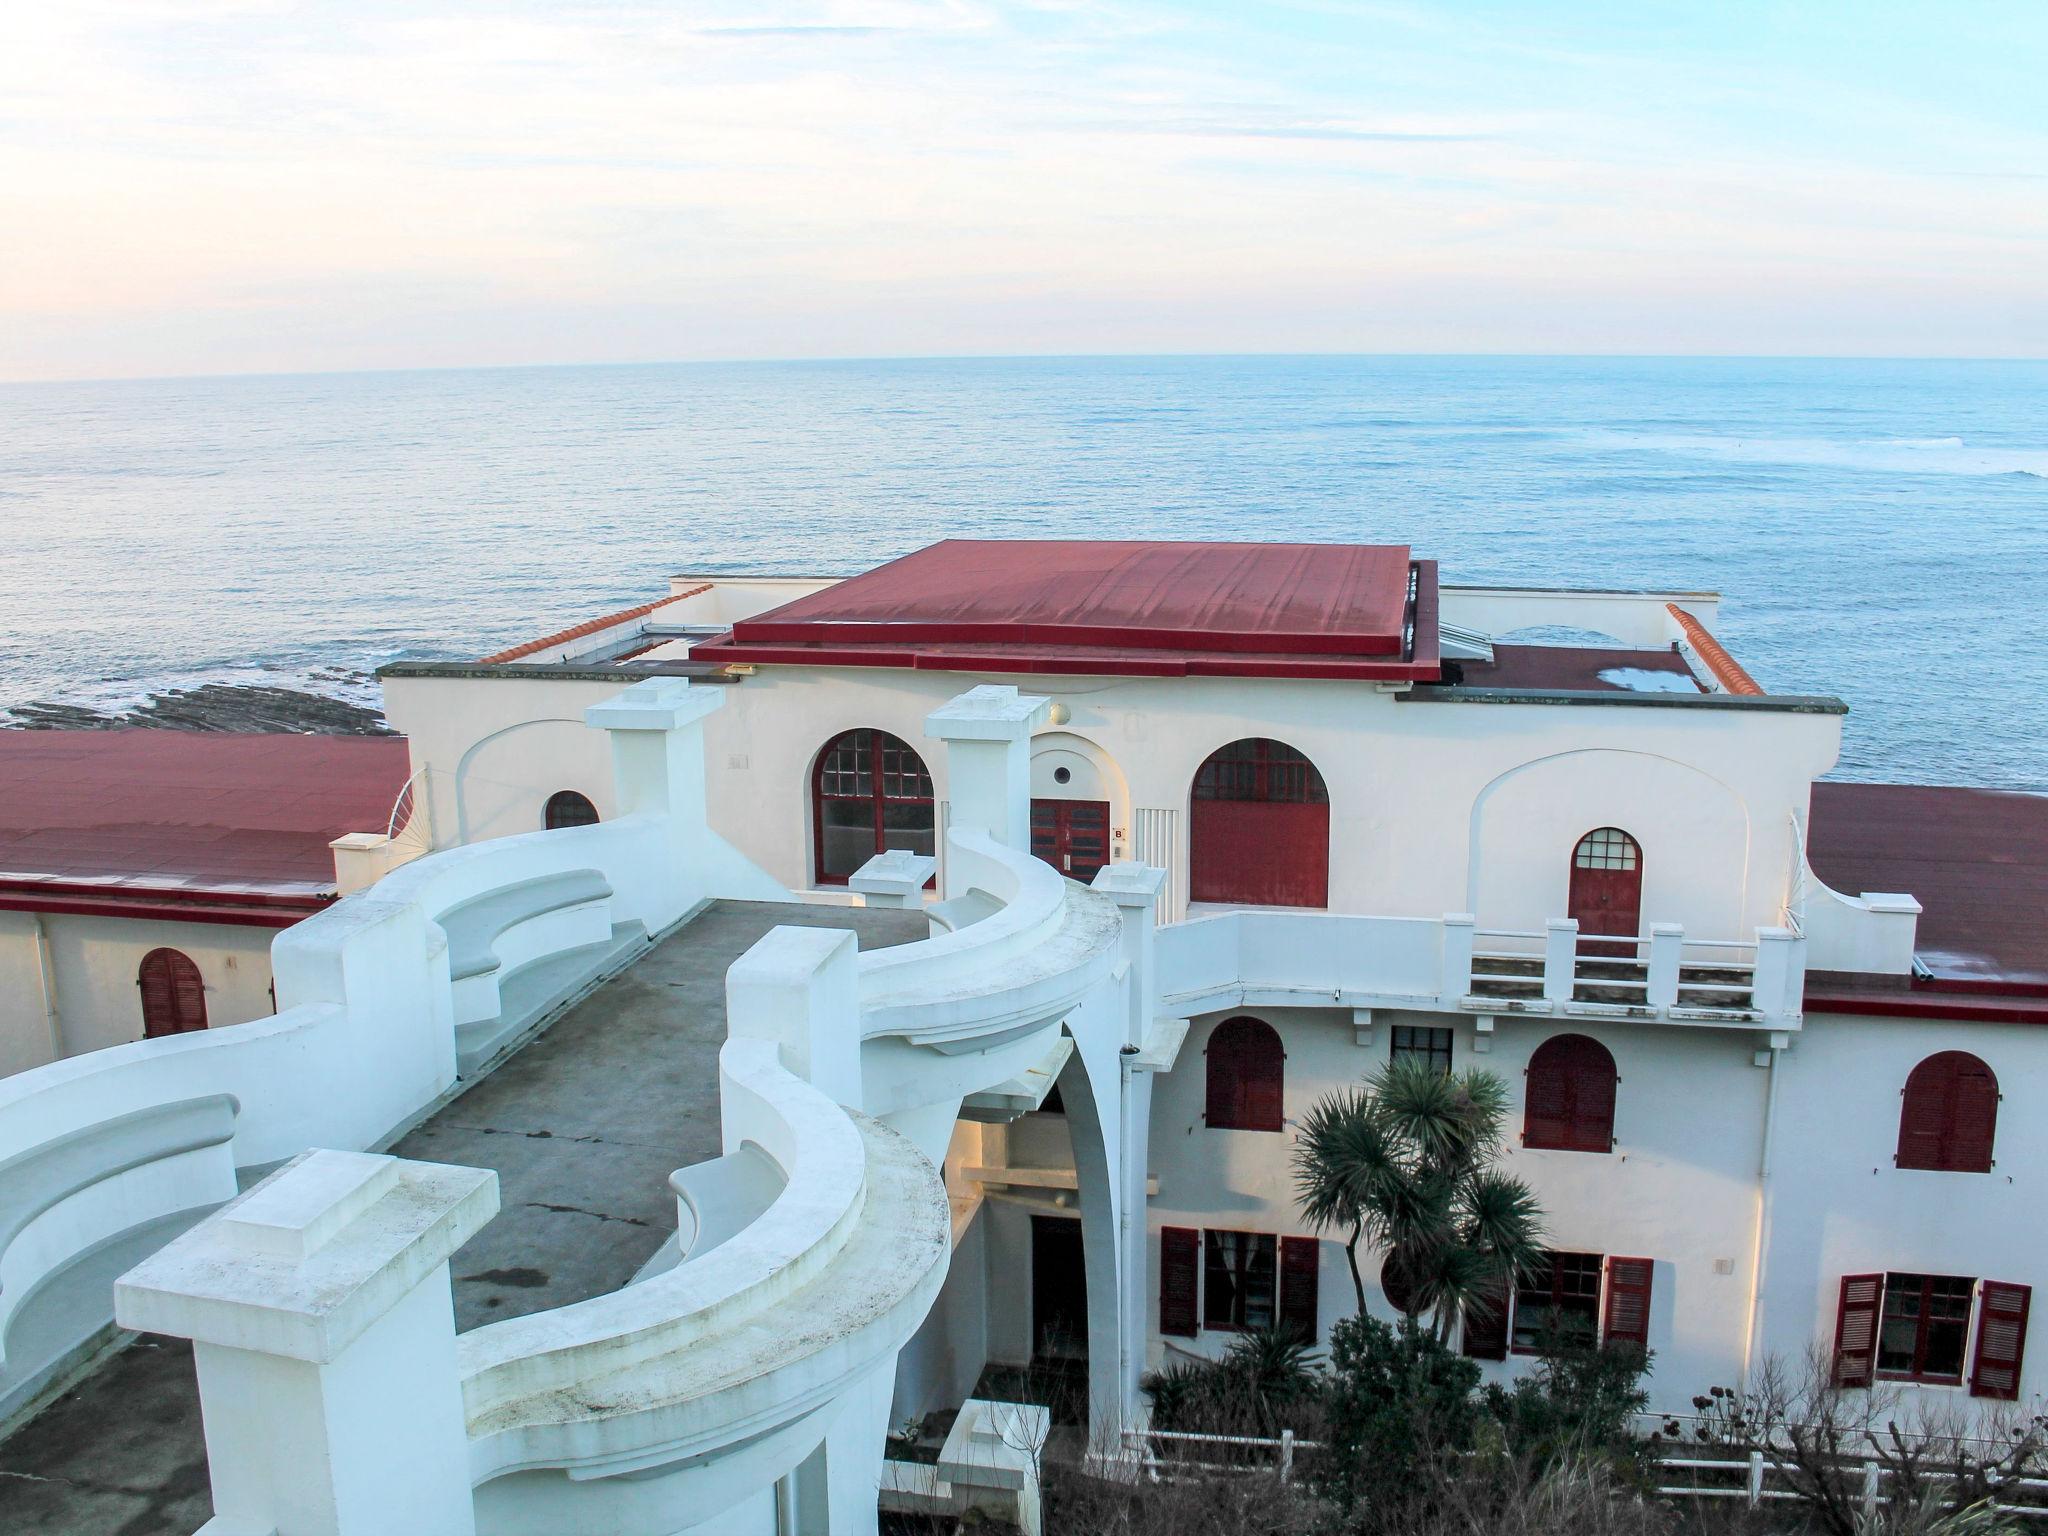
[1568,827,1643,956]
[1189,738,1330,908]
[1523,1034,1617,1153]
[812,729,936,885]
[1205,1015,1285,1132]
[544,790,600,830]
[138,949,208,1038]
[1897,1052,1999,1172]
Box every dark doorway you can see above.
[1031,1215,1089,1363]
[1567,827,1643,958]
[1030,799,1111,883]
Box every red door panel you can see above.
[1031,799,1112,882]
[1568,829,1642,958]
[1190,801,1330,908]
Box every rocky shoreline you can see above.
[1,683,394,736]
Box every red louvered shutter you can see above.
[139,949,207,1038]
[1160,1227,1201,1338]
[1898,1053,1999,1172]
[1463,1272,1510,1360]
[1525,1035,1615,1152]
[1279,1236,1320,1343]
[1205,1017,1283,1132]
[1603,1256,1654,1348]
[1970,1282,2031,1400]
[1833,1273,1884,1387]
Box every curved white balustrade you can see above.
[860,828,1123,1051]
[461,1040,951,1527]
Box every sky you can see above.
[2,1,2045,381]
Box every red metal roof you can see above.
[1805,781,2048,1019]
[0,732,413,924]
[694,540,1438,679]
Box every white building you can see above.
[0,730,415,1076]
[0,538,2040,1535]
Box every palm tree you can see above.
[1293,1055,1545,1342]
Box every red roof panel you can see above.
[703,539,1432,678]
[0,731,412,906]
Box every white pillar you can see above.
[848,850,937,909]
[585,678,727,930]
[790,1357,896,1536]
[924,686,1050,891]
[1543,918,1580,1005]
[726,924,864,1111]
[1091,863,1168,1051]
[1646,923,1684,1009]
[115,1150,499,1536]
[1440,913,1476,1002]
[1752,926,1804,1024]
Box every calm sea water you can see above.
[0,356,2042,788]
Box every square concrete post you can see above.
[1090,861,1169,1434]
[725,924,865,1113]
[1091,862,1168,1052]
[1752,926,1805,1025]
[115,1150,499,1536]
[585,678,726,929]
[1440,913,1476,1002]
[1646,923,1685,1008]
[848,850,937,910]
[1543,918,1580,1004]
[924,686,1049,894]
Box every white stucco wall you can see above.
[1135,1002,2048,1417]
[0,911,281,1077]
[387,662,1840,946]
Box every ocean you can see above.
[0,355,2041,789]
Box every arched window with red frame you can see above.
[812,729,936,885]
[1897,1052,1999,1172]
[1205,1015,1285,1132]
[138,948,208,1038]
[1523,1033,1617,1153]
[1189,738,1330,908]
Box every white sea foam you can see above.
[1579,430,2048,478]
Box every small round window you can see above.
[1053,766,1072,785]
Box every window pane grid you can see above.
[1391,1025,1454,1076]
[1203,1230,1278,1332]
[1574,827,1639,870]
[1877,1272,1975,1381]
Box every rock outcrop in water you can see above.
[2,684,394,736]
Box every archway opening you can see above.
[1190,738,1329,907]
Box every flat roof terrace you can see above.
[0,899,928,1536]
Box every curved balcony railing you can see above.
[459,1039,950,1489]
[859,828,1123,1051]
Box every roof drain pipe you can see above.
[1740,1041,1784,1391]
[30,913,62,1062]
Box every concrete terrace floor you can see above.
[0,898,928,1536]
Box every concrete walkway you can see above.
[0,899,927,1536]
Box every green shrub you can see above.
[1311,1314,1482,1525]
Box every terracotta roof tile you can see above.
[479,584,713,665]
[1666,604,1763,695]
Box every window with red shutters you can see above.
[1205,1015,1285,1132]
[1603,1257,1654,1349]
[1896,1052,1999,1173]
[1280,1236,1320,1343]
[138,948,207,1038]
[1522,1034,1617,1153]
[1462,1271,1510,1360]
[1833,1272,1884,1387]
[1160,1226,1201,1338]
[1970,1281,2032,1400]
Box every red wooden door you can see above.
[1189,739,1330,909]
[1031,799,1111,882]
[1190,800,1329,906]
[1568,828,1642,958]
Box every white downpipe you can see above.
[30,913,61,1061]
[1741,1045,1783,1388]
